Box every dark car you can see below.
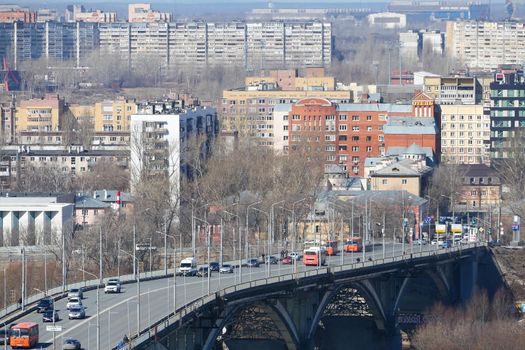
[37,297,54,313]
[209,262,220,272]
[0,328,10,345]
[488,240,502,247]
[63,338,81,350]
[265,256,279,265]
[196,266,209,277]
[43,309,59,322]
[246,258,260,267]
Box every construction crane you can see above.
[0,57,19,93]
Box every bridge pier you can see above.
[459,256,478,303]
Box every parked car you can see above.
[196,266,209,277]
[104,280,121,293]
[68,305,86,320]
[36,297,54,313]
[265,256,279,265]
[209,262,220,272]
[488,240,502,247]
[63,338,81,350]
[219,264,234,273]
[43,309,59,322]
[66,297,82,310]
[246,258,260,267]
[67,288,83,299]
[281,256,293,265]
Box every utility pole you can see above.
[99,228,102,285]
[21,247,25,311]
[133,225,136,279]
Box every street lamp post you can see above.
[193,216,211,294]
[245,201,262,282]
[79,269,100,350]
[118,249,140,336]
[271,200,285,273]
[291,198,307,273]
[252,207,270,276]
[222,209,240,284]
[158,231,177,316]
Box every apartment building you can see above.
[445,20,525,70]
[0,21,99,68]
[17,131,130,146]
[128,3,171,23]
[423,76,481,104]
[399,30,419,62]
[278,98,424,176]
[130,101,218,196]
[440,104,490,165]
[0,5,37,23]
[207,22,247,67]
[221,70,351,146]
[15,94,66,133]
[421,30,443,56]
[489,67,525,160]
[246,22,285,70]
[368,12,406,29]
[69,98,138,132]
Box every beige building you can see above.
[74,10,116,22]
[15,94,66,133]
[69,98,137,132]
[423,76,480,105]
[445,20,525,71]
[440,104,490,165]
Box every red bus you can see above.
[344,237,363,253]
[303,247,327,266]
[324,240,340,256]
[10,322,39,349]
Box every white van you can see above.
[177,257,197,276]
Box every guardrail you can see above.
[0,268,173,326]
[123,242,486,349]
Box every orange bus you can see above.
[303,247,327,266]
[344,237,363,253]
[10,322,38,349]
[324,240,340,256]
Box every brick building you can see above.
[0,5,37,23]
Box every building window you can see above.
[339,115,348,121]
[402,179,407,184]
[352,126,360,131]
[339,125,348,131]
[366,115,372,121]
[382,179,388,184]
[339,135,347,141]
[352,115,359,121]
[292,114,300,120]
[366,146,372,152]
[352,146,359,152]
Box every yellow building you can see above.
[15,94,65,133]
[69,98,137,132]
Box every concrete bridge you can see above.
[130,243,505,350]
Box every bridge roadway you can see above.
[13,243,430,349]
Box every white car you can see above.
[104,280,121,293]
[66,297,82,310]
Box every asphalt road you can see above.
[12,242,438,349]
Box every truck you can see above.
[177,257,197,276]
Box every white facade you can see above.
[272,104,292,153]
[440,104,490,165]
[368,12,406,29]
[446,20,525,70]
[399,31,419,62]
[0,197,73,246]
[130,106,217,197]
[421,31,443,56]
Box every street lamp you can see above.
[328,200,348,266]
[251,207,270,277]
[245,200,262,282]
[79,269,100,350]
[270,200,285,267]
[118,249,140,336]
[193,216,211,294]
[158,231,177,316]
[222,209,240,284]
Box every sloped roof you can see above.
[372,162,421,177]
[404,143,426,155]
[386,146,434,159]
[93,190,132,203]
[383,116,437,135]
[75,195,110,209]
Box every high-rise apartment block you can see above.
[399,29,444,62]
[440,104,490,164]
[130,101,217,197]
[489,67,525,159]
[446,20,525,71]
[399,30,419,62]
[0,20,331,69]
[0,21,99,68]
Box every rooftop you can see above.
[337,103,412,113]
[383,116,437,134]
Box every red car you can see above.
[281,256,292,265]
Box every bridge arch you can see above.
[203,299,300,350]
[307,281,388,345]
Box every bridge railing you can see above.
[125,242,486,349]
